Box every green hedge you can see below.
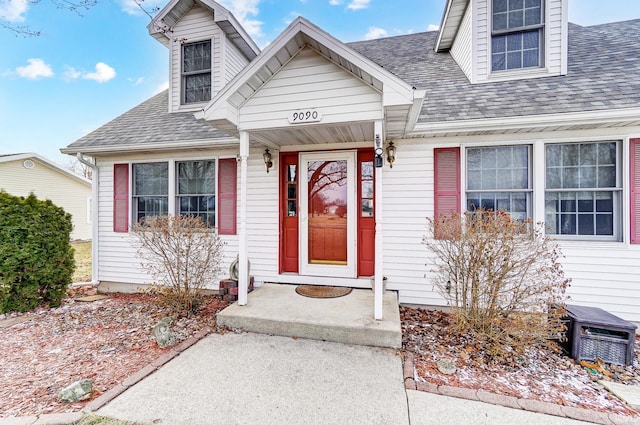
[0,191,75,312]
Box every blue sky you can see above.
[1,0,639,168]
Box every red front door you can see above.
[279,149,375,277]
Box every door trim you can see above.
[299,151,357,278]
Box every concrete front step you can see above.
[217,283,402,349]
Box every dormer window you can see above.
[491,0,544,72]
[182,40,212,104]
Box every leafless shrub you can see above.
[132,215,224,317]
[424,209,570,363]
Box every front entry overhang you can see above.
[193,18,424,321]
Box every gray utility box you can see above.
[562,305,636,366]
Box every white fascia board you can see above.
[60,137,239,156]
[405,89,427,134]
[213,8,260,57]
[410,107,640,136]
[435,0,455,52]
[195,101,239,125]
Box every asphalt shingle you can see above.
[65,19,640,151]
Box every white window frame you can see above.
[181,39,212,105]
[490,0,545,73]
[464,144,533,220]
[543,140,622,241]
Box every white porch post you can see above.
[374,120,384,320]
[238,131,249,306]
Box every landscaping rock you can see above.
[152,317,176,347]
[59,379,92,402]
[437,358,457,375]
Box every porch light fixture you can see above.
[386,141,396,168]
[263,148,273,173]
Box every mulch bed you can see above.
[401,306,640,417]
[2,290,639,420]
[0,287,229,418]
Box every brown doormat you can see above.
[295,285,352,298]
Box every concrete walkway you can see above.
[96,332,596,425]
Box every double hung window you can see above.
[491,0,544,71]
[132,162,169,222]
[466,145,531,220]
[182,40,211,104]
[176,160,216,226]
[545,142,620,238]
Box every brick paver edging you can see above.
[0,327,213,425]
[402,352,639,425]
[83,326,213,413]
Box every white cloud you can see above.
[217,0,263,38]
[283,11,300,26]
[347,0,370,10]
[63,66,81,81]
[83,62,116,83]
[154,81,169,94]
[118,0,164,15]
[364,26,387,40]
[15,59,54,80]
[0,0,28,22]
[427,24,440,31]
[329,0,342,5]
[129,76,144,86]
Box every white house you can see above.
[0,153,92,240]
[61,0,640,322]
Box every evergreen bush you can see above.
[0,191,75,312]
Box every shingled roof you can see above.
[63,91,233,153]
[64,19,640,153]
[348,20,640,123]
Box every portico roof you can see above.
[195,17,425,145]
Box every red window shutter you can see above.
[218,158,237,235]
[631,139,640,244]
[113,164,129,233]
[434,147,461,217]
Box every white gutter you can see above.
[410,107,640,137]
[76,153,99,285]
[60,137,240,155]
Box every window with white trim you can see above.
[176,160,216,226]
[466,145,531,220]
[491,0,544,71]
[182,40,212,104]
[545,141,621,239]
[132,162,169,222]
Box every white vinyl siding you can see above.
[474,0,567,83]
[0,159,92,240]
[169,6,222,112]
[224,37,250,85]
[95,151,239,288]
[239,47,383,130]
[450,3,473,81]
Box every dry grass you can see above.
[73,415,142,425]
[71,241,92,283]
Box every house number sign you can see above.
[288,109,322,124]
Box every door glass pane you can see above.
[307,160,348,265]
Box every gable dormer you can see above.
[148,0,260,113]
[436,0,568,83]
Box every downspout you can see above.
[76,153,99,285]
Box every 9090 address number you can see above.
[288,109,322,124]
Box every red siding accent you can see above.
[280,153,299,273]
[434,147,461,217]
[358,150,375,277]
[113,164,129,233]
[631,139,640,244]
[217,158,237,235]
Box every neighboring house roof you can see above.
[62,91,236,155]
[0,153,91,186]
[348,21,640,125]
[63,19,640,153]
